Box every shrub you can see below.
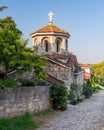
[68,84,78,105]
[99,75,104,86]
[3,78,16,88]
[86,78,99,93]
[34,79,49,86]
[82,84,92,98]
[68,84,83,105]
[50,84,67,110]
[20,78,35,86]
[0,80,4,89]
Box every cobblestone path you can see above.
[36,90,104,130]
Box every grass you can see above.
[0,112,38,130]
[34,109,56,117]
[33,109,58,126]
[0,109,57,130]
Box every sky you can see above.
[0,0,104,64]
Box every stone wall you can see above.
[45,61,69,81]
[32,35,68,55]
[0,86,50,117]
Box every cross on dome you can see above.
[48,11,54,24]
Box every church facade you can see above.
[30,12,84,89]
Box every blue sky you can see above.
[0,0,104,64]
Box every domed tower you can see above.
[30,12,70,55]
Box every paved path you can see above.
[36,90,104,130]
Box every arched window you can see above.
[44,40,49,52]
[66,39,68,51]
[34,38,38,51]
[56,40,60,52]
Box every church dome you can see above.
[30,24,70,38]
[30,12,70,55]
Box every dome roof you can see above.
[30,24,70,37]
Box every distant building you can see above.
[30,12,84,89]
[78,62,91,81]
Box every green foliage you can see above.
[67,51,73,56]
[0,6,8,11]
[34,109,56,117]
[34,79,49,86]
[83,84,92,98]
[0,16,47,81]
[86,76,100,93]
[0,80,4,89]
[0,78,18,88]
[0,78,48,89]
[0,16,30,72]
[50,84,67,110]
[3,78,16,88]
[68,84,78,105]
[99,74,104,86]
[91,76,95,88]
[68,84,83,105]
[19,78,48,87]
[0,110,57,130]
[91,61,104,85]
[0,112,38,130]
[33,56,47,81]
[20,78,35,86]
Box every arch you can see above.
[56,40,60,52]
[55,38,62,52]
[34,38,38,45]
[42,37,51,53]
[33,38,38,51]
[66,39,68,51]
[44,40,49,52]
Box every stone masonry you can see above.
[36,90,104,130]
[0,86,50,117]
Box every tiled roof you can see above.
[30,24,70,36]
[43,54,83,74]
[43,74,64,85]
[43,54,78,67]
[78,62,91,68]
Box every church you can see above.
[30,12,84,89]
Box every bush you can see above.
[50,84,67,110]
[3,78,16,88]
[68,84,77,105]
[68,84,83,105]
[0,80,4,89]
[82,84,92,98]
[20,78,35,86]
[34,79,49,86]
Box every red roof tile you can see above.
[30,24,70,37]
[78,62,91,68]
[43,54,78,67]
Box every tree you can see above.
[0,16,24,72]
[34,56,47,80]
[91,61,104,85]
[0,6,8,12]
[0,16,46,80]
[67,51,73,56]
